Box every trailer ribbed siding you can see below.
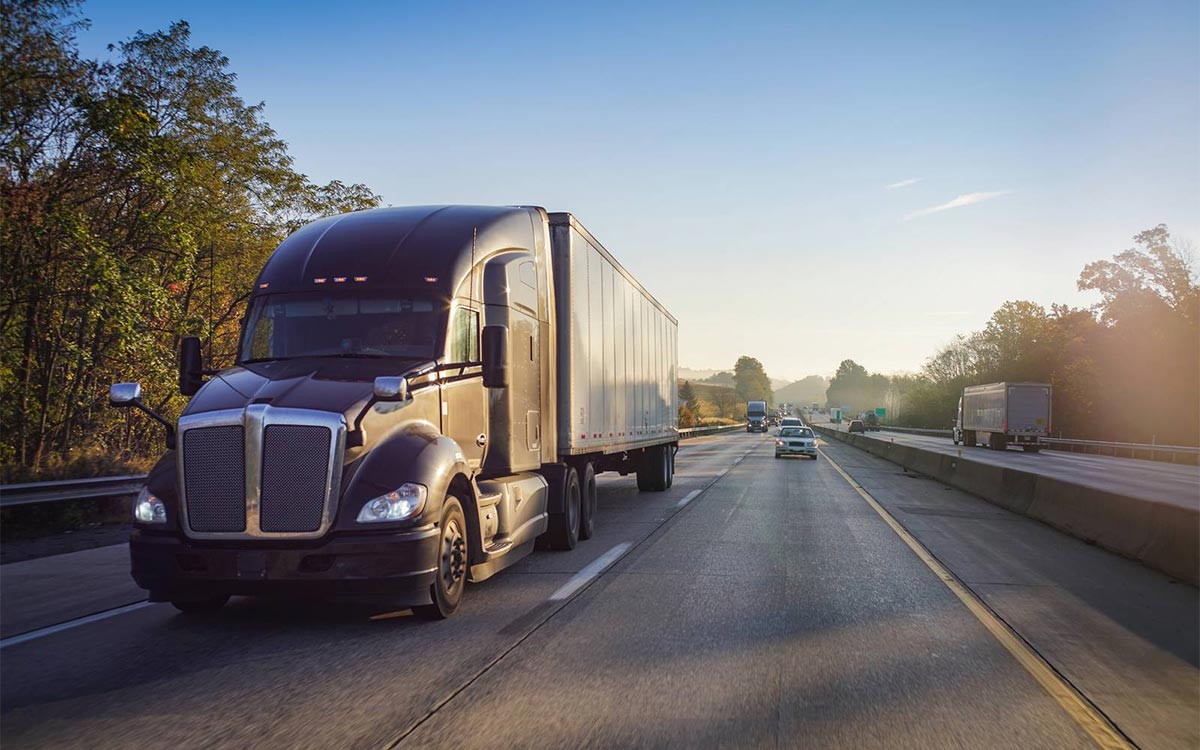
[549,214,678,456]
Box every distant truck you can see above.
[109,205,679,619]
[953,382,1051,452]
[859,412,880,431]
[746,400,768,432]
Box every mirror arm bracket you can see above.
[129,399,176,450]
[347,395,378,449]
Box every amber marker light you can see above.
[313,277,327,284]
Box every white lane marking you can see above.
[675,489,702,509]
[0,601,154,649]
[548,543,631,601]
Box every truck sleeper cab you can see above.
[113,205,679,619]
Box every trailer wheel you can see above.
[989,434,1006,451]
[545,467,581,550]
[171,595,229,614]
[579,461,597,540]
[964,431,977,448]
[665,446,675,489]
[637,445,670,492]
[414,495,468,620]
[1022,445,1041,453]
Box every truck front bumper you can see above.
[131,526,440,604]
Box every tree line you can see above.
[1,1,380,479]
[823,226,1199,446]
[679,355,773,426]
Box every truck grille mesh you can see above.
[259,424,331,533]
[183,425,246,532]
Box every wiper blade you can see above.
[240,357,285,364]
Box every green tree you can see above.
[733,355,772,404]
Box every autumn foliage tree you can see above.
[1,2,380,477]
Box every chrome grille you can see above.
[183,425,246,532]
[259,424,332,533]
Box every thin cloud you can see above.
[884,178,920,190]
[904,190,1012,221]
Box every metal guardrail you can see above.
[0,474,147,508]
[679,423,745,439]
[0,425,749,507]
[877,425,953,437]
[1040,437,1199,463]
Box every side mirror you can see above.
[373,376,408,402]
[179,336,204,396]
[110,382,143,406]
[481,325,508,389]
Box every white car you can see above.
[777,417,804,432]
[775,426,818,459]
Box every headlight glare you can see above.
[357,483,427,523]
[134,487,167,524]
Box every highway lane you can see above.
[2,429,1192,748]
[823,422,1200,509]
[0,432,757,748]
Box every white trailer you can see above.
[549,214,678,466]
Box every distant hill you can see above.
[773,375,830,406]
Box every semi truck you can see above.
[746,400,768,432]
[109,205,679,619]
[952,382,1051,452]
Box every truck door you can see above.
[442,305,487,471]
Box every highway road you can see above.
[1,431,1196,749]
[822,422,1200,510]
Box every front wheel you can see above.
[414,496,468,620]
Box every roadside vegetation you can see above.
[821,226,1199,446]
[1,1,380,481]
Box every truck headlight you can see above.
[134,487,167,524]
[357,483,427,523]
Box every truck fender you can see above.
[335,421,473,530]
[145,451,182,533]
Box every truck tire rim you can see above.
[441,518,466,596]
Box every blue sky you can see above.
[78,1,1199,380]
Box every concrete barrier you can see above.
[813,425,1199,585]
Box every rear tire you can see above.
[414,496,468,620]
[1022,445,1041,453]
[545,467,581,550]
[171,595,229,614]
[964,431,977,448]
[637,445,670,492]
[578,461,597,540]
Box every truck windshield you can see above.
[239,292,438,362]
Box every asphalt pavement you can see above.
[1,430,1195,749]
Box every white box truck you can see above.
[953,382,1051,452]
